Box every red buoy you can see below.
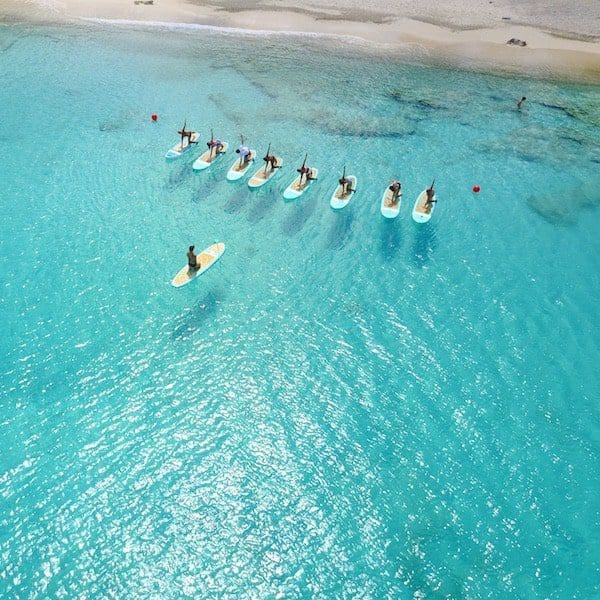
[151,113,158,122]
[472,185,480,193]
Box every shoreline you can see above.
[2,0,600,84]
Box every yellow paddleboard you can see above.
[171,242,225,288]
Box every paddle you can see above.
[178,120,187,149]
[297,153,307,173]
[238,134,245,168]
[208,128,215,159]
[297,153,308,186]
[263,142,271,175]
[426,178,437,207]
[178,121,197,150]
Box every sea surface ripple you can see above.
[0,22,599,599]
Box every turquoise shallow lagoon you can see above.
[0,22,599,598]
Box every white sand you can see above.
[2,0,599,82]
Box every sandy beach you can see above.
[2,0,599,82]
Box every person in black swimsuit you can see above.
[187,245,200,271]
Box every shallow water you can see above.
[0,22,599,598]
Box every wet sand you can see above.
[2,0,599,82]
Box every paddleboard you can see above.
[192,141,229,170]
[330,175,357,209]
[380,185,401,219]
[248,156,283,189]
[412,189,437,223]
[165,132,200,159]
[171,242,225,288]
[283,168,319,200]
[226,150,256,181]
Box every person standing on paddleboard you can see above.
[187,245,200,271]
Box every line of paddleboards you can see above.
[166,134,436,222]
[171,242,225,288]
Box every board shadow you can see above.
[379,220,402,260]
[326,210,354,250]
[246,187,277,224]
[165,162,194,190]
[171,289,224,340]
[281,193,318,237]
[223,185,252,214]
[411,224,437,266]
[191,179,219,204]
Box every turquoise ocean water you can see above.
[0,22,599,598]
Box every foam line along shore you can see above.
[1,0,599,83]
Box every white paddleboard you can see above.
[330,175,357,209]
[380,185,401,219]
[171,242,225,288]
[248,156,283,188]
[412,190,436,223]
[192,141,229,170]
[226,150,256,181]
[283,168,319,200]
[165,132,199,159]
